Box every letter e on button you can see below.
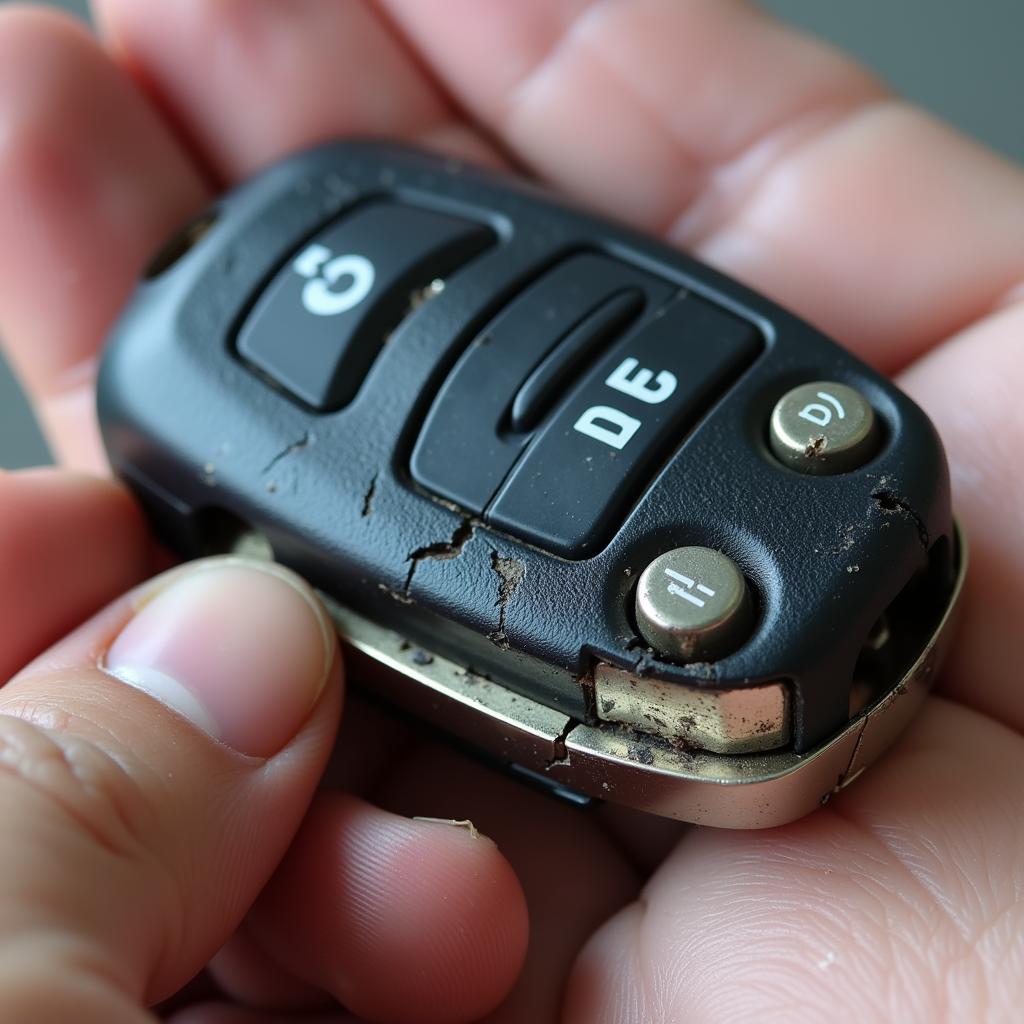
[574,405,641,450]
[605,357,677,405]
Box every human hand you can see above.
[1,2,1022,1021]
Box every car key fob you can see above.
[98,140,965,828]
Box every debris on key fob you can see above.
[98,140,965,828]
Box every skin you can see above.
[0,1,1022,1020]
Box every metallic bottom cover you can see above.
[312,525,965,829]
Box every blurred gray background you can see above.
[2,0,1023,468]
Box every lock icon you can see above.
[293,243,376,317]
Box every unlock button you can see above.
[769,381,880,475]
[237,203,493,411]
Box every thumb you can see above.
[0,555,341,1022]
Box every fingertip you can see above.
[101,557,339,758]
[0,0,207,418]
[248,792,528,1023]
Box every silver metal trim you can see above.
[235,524,967,829]
[322,596,570,767]
[593,666,790,754]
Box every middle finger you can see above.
[92,0,501,184]
[372,741,639,1024]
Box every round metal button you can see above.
[769,380,880,475]
[635,547,753,663]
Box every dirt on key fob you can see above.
[97,140,965,828]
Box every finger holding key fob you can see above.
[98,141,965,828]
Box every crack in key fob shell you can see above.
[97,140,966,828]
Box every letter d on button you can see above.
[574,405,642,450]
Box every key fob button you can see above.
[635,547,753,662]
[410,252,670,512]
[237,202,493,411]
[509,289,644,433]
[488,295,761,556]
[769,380,880,474]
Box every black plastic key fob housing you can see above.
[98,140,964,827]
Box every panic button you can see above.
[487,295,760,557]
[237,203,493,411]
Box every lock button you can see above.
[769,381,880,474]
[237,203,493,411]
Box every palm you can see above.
[1,2,1021,1021]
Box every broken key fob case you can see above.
[97,140,965,828]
